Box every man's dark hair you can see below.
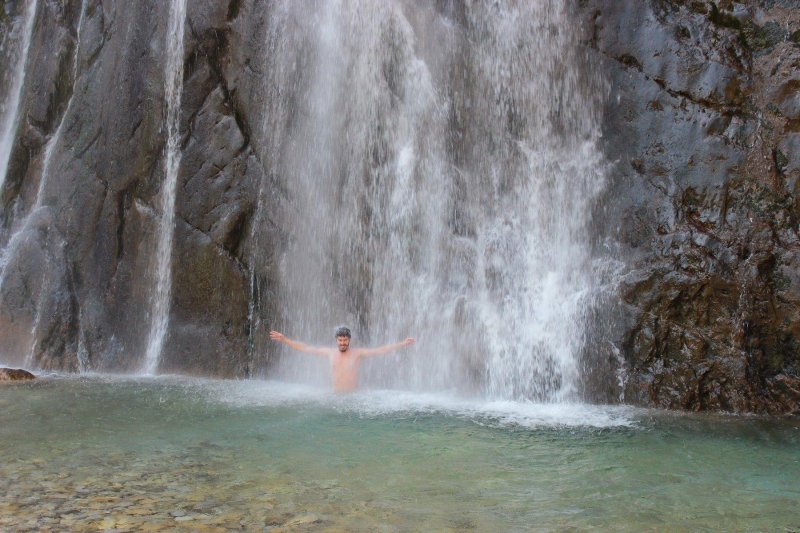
[335,326,351,338]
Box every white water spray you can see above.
[143,0,187,374]
[255,1,609,401]
[0,0,38,199]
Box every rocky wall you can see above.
[0,0,267,376]
[580,0,800,413]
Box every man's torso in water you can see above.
[330,351,361,393]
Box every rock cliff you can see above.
[580,0,800,413]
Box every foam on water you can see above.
[196,377,636,429]
[37,373,634,428]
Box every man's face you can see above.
[336,335,351,352]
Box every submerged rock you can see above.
[0,368,36,381]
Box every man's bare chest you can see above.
[331,353,360,370]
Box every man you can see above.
[269,327,415,393]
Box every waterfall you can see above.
[255,1,609,401]
[36,0,88,212]
[0,1,38,315]
[142,0,187,374]
[0,0,38,203]
[19,0,89,371]
[0,0,87,279]
[0,0,88,370]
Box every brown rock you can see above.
[578,0,800,414]
[0,368,36,381]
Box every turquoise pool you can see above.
[0,375,798,531]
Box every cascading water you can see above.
[142,0,187,374]
[255,1,609,401]
[19,0,89,371]
[0,0,38,208]
[0,0,88,370]
[36,0,88,213]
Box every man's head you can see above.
[335,326,351,352]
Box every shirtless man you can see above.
[269,327,415,393]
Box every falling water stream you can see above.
[142,0,188,374]
[21,0,89,370]
[0,0,38,198]
[0,0,87,369]
[256,1,609,400]
[36,0,88,214]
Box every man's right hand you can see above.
[269,331,285,342]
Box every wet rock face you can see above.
[0,1,263,376]
[580,0,800,414]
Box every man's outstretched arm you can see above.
[269,331,330,357]
[358,338,415,358]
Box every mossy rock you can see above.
[741,20,785,52]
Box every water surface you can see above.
[1,376,798,531]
